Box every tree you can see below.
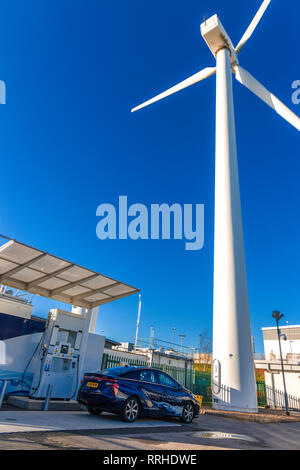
[198,330,212,371]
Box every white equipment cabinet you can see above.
[30,308,101,400]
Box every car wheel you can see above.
[87,407,103,415]
[122,397,140,422]
[181,402,194,424]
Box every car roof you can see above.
[100,366,179,381]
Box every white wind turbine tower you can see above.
[131,0,300,412]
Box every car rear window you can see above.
[122,370,141,380]
[122,369,156,383]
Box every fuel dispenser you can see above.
[30,308,94,399]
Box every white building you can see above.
[104,346,148,365]
[104,342,193,369]
[255,325,300,409]
[262,325,300,362]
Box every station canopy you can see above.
[0,235,139,309]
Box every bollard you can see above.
[0,380,8,409]
[44,384,53,411]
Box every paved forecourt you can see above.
[0,410,180,434]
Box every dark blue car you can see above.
[77,366,200,423]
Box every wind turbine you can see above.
[131,0,300,412]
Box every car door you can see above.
[137,369,165,414]
[155,371,186,417]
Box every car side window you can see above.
[157,372,178,388]
[139,369,156,383]
[122,370,140,380]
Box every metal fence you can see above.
[101,354,300,410]
[256,381,267,407]
[101,354,148,369]
[101,354,211,402]
[265,383,300,410]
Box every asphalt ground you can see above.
[0,408,299,450]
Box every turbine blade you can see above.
[235,0,271,54]
[131,67,216,113]
[234,65,300,131]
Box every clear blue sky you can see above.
[0,0,299,353]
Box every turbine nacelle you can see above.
[200,15,238,65]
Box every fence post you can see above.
[44,384,53,411]
[101,353,108,370]
[0,380,8,409]
[270,373,276,408]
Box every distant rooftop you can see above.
[0,285,33,305]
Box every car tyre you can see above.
[87,407,103,415]
[121,397,140,422]
[181,402,194,424]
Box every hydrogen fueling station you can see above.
[0,235,139,407]
[0,0,299,423]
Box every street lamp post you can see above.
[198,334,202,354]
[172,328,177,350]
[134,293,142,349]
[179,334,185,353]
[272,310,290,416]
